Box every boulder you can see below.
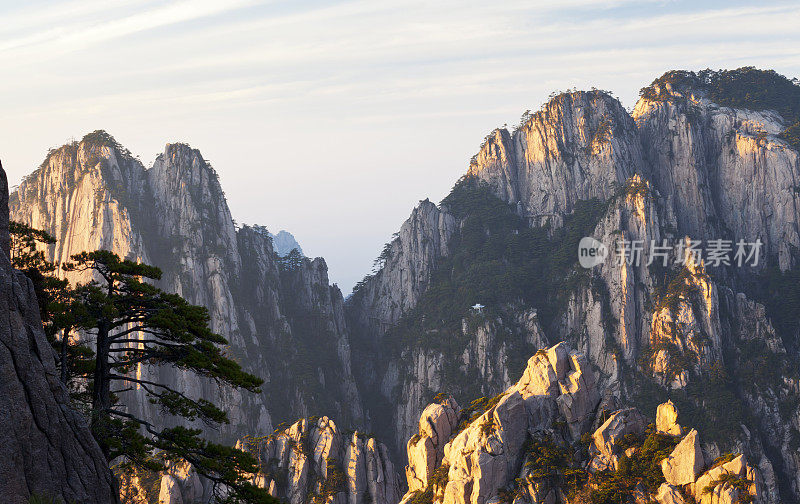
[590,408,647,471]
[661,429,704,486]
[656,401,681,436]
[655,483,685,504]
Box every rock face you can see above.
[10,133,364,444]
[345,72,800,502]
[661,430,704,486]
[0,161,118,503]
[348,199,456,337]
[634,89,800,270]
[466,91,641,225]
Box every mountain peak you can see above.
[269,230,304,257]
[639,67,800,123]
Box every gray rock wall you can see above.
[0,160,118,504]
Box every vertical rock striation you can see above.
[239,417,401,504]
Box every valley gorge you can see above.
[4,68,800,504]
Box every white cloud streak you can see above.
[0,0,798,290]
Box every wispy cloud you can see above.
[0,0,798,291]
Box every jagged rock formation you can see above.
[397,343,764,504]
[136,416,402,504]
[466,91,641,226]
[345,70,800,502]
[0,161,118,504]
[237,416,401,504]
[9,133,364,445]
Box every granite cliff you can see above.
[397,342,765,504]
[345,69,800,503]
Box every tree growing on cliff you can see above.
[62,250,275,504]
[9,221,93,388]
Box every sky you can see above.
[1,0,799,293]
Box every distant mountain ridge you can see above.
[269,229,304,257]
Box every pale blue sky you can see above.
[1,0,798,292]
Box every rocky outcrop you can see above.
[0,160,118,503]
[238,417,401,504]
[656,401,682,436]
[692,454,762,504]
[398,346,764,504]
[406,397,460,492]
[151,416,401,504]
[589,408,647,472]
[661,430,704,486]
[396,342,600,504]
[157,461,204,504]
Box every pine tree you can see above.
[279,248,304,271]
[60,250,274,504]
